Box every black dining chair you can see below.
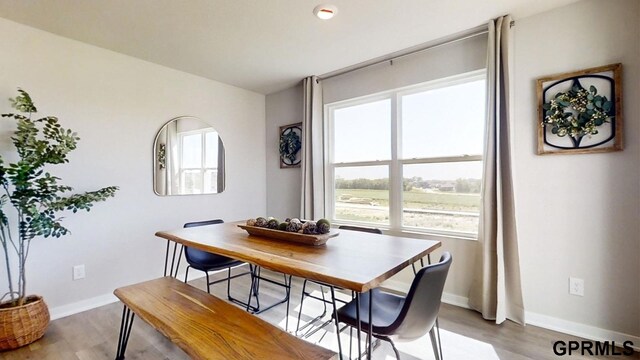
[182,219,256,310]
[336,252,452,360]
[295,225,382,338]
[183,219,292,317]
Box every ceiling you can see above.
[0,0,580,94]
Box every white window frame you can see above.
[324,70,486,240]
[178,129,219,194]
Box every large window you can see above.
[179,129,219,194]
[326,71,486,238]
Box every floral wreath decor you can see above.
[542,83,613,145]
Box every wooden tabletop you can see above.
[155,221,441,293]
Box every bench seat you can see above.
[114,277,337,360]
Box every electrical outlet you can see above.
[569,277,584,296]
[73,265,85,280]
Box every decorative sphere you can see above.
[302,221,317,234]
[246,218,256,226]
[316,219,331,234]
[267,219,280,229]
[286,221,302,232]
[254,217,268,227]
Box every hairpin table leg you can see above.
[115,305,135,360]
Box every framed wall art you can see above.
[536,63,623,155]
[279,122,302,168]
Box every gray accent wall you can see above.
[265,84,303,220]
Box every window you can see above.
[326,71,486,238]
[179,129,220,194]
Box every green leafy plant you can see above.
[542,84,614,147]
[0,89,118,307]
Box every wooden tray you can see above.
[237,225,338,246]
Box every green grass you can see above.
[335,188,480,212]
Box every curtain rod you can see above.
[318,24,489,82]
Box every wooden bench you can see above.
[113,277,337,360]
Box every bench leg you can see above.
[115,305,135,360]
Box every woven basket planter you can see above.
[0,295,50,350]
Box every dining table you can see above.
[155,220,441,360]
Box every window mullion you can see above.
[401,154,483,164]
[388,94,402,230]
[333,160,392,167]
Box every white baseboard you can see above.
[441,294,640,351]
[48,275,640,352]
[50,293,119,320]
[525,311,640,352]
[49,271,208,321]
[380,279,410,294]
[381,279,638,351]
[441,292,471,309]
[381,279,471,309]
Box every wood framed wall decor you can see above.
[536,63,623,155]
[279,122,302,168]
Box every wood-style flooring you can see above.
[2,267,638,360]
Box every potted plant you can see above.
[0,89,118,350]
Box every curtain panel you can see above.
[468,15,525,325]
[300,76,325,220]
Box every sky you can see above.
[333,79,485,181]
[181,130,219,168]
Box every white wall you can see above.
[265,84,303,219]
[264,0,639,342]
[513,0,639,338]
[0,18,266,315]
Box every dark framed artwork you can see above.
[279,122,302,168]
[536,63,623,155]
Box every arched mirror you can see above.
[153,116,225,195]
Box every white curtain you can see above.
[468,15,525,325]
[300,76,325,220]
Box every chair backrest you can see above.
[338,225,382,234]
[183,219,224,265]
[184,219,224,228]
[387,252,452,341]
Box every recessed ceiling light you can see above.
[313,4,338,20]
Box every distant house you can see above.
[437,183,455,192]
